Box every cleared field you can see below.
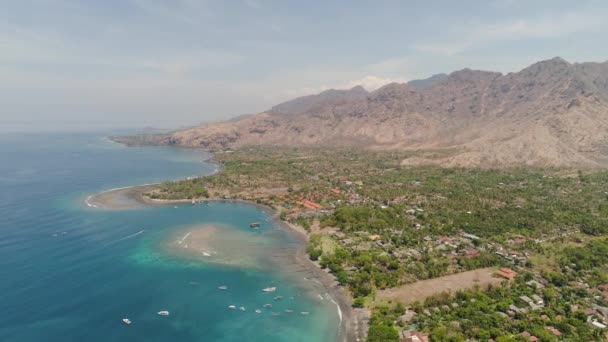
[376,267,503,304]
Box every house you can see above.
[588,320,607,329]
[495,268,517,280]
[544,326,561,337]
[520,331,538,342]
[531,294,544,306]
[399,310,416,323]
[462,232,480,240]
[509,304,521,313]
[526,280,545,289]
[520,296,533,304]
[332,231,346,239]
[400,329,429,342]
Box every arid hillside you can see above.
[117,57,608,168]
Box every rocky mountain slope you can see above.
[136,57,608,168]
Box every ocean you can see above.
[0,132,339,342]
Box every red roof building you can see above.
[495,268,517,280]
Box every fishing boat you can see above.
[262,287,276,292]
[255,309,262,314]
[249,222,260,228]
[157,310,170,316]
[228,305,236,310]
[263,303,272,308]
[122,318,132,325]
[218,285,228,290]
[273,296,283,300]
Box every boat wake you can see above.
[178,232,192,245]
[117,230,145,241]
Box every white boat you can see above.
[271,312,280,316]
[239,306,246,311]
[284,309,293,313]
[157,310,169,316]
[273,296,283,300]
[255,309,262,314]
[262,287,276,292]
[218,285,228,290]
[300,311,310,315]
[122,318,132,325]
[228,305,236,310]
[263,303,272,308]
[202,251,211,257]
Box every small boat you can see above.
[189,281,200,286]
[255,309,262,314]
[300,312,310,315]
[228,305,236,310]
[263,303,272,308]
[122,318,132,325]
[239,306,246,311]
[284,309,293,313]
[273,296,283,300]
[249,222,260,228]
[262,287,276,292]
[271,312,280,316]
[192,200,196,205]
[202,251,211,257]
[157,310,170,316]
[218,285,228,290]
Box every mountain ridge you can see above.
[124,57,608,168]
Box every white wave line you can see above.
[117,230,145,241]
[179,231,192,244]
[327,293,343,324]
[85,195,97,208]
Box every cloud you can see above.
[413,10,605,56]
[342,76,406,91]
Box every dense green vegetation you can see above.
[139,147,608,341]
[372,279,604,341]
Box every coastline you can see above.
[87,183,357,342]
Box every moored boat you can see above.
[122,318,131,325]
[262,287,276,292]
[157,310,170,316]
[218,285,228,290]
[228,305,236,310]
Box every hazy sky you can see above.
[2,0,608,129]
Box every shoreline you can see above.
[86,183,357,342]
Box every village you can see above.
[148,147,608,341]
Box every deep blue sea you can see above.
[0,132,339,342]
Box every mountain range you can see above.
[122,57,608,168]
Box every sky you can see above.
[2,0,608,129]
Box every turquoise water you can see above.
[0,132,339,342]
